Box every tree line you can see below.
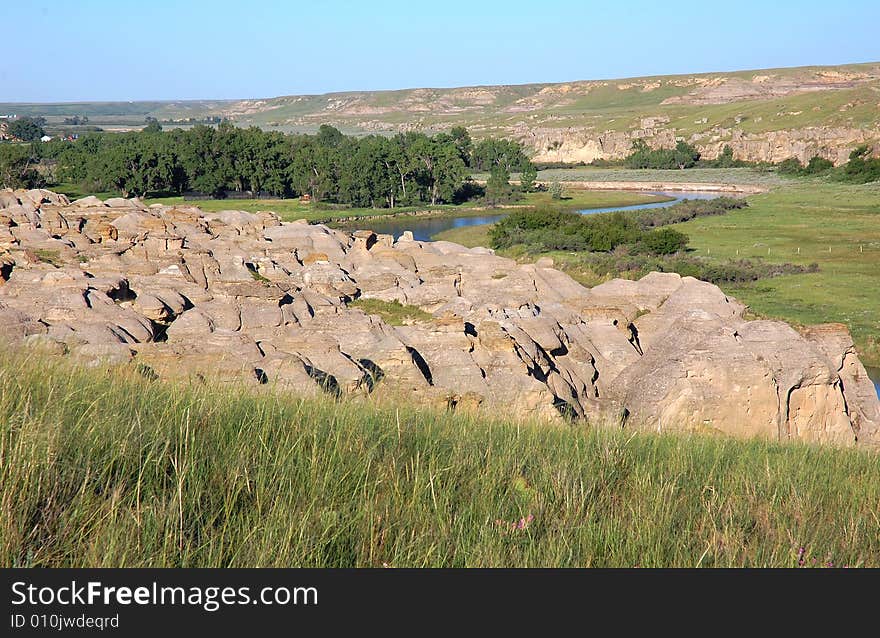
[31,123,534,206]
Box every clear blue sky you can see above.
[3,0,879,102]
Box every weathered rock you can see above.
[0,190,876,446]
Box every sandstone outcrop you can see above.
[528,123,880,166]
[1,188,878,446]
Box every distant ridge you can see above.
[4,61,880,165]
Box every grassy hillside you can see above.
[5,62,879,141]
[224,62,880,138]
[2,350,880,568]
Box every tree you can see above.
[484,164,518,205]
[519,161,537,192]
[625,139,699,169]
[672,140,700,169]
[51,121,522,206]
[8,117,45,142]
[0,144,44,188]
[409,135,467,206]
[472,138,530,173]
[448,126,473,166]
[838,145,880,184]
[712,145,738,168]
[316,124,345,148]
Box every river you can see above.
[342,191,722,241]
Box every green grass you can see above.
[520,189,671,210]
[532,167,786,187]
[349,298,433,326]
[32,249,63,268]
[433,224,494,247]
[672,180,880,364]
[51,182,120,201]
[2,349,880,568]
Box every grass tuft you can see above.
[349,298,433,326]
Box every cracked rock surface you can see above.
[1,188,878,446]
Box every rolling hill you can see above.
[4,62,880,164]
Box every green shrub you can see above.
[834,145,880,184]
[803,156,833,175]
[635,228,689,255]
[625,139,701,169]
[777,157,804,175]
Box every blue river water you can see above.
[345,191,720,242]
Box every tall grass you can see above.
[2,349,879,568]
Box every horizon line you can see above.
[2,59,878,106]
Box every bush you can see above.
[625,139,701,169]
[803,156,833,175]
[700,145,754,168]
[548,182,565,200]
[834,145,880,184]
[566,250,819,286]
[630,197,747,229]
[777,157,804,175]
[777,155,834,177]
[635,228,689,255]
[492,209,645,253]
[491,198,747,255]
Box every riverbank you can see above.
[322,190,677,226]
[357,191,718,242]
[138,190,670,223]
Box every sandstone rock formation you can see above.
[528,123,880,166]
[1,188,878,446]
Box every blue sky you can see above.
[3,0,879,102]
